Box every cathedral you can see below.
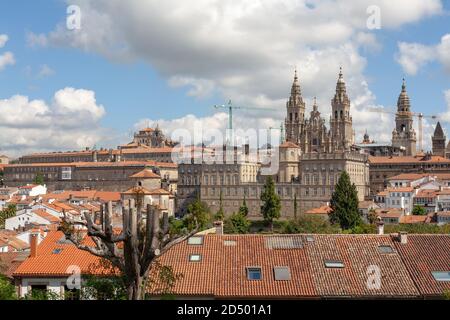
[285,68,354,153]
[391,79,417,156]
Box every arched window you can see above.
[340,110,343,119]
[335,111,338,119]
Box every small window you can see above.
[306,236,314,242]
[324,260,344,268]
[247,267,262,280]
[431,271,450,282]
[189,254,202,262]
[223,240,236,246]
[378,245,394,254]
[274,267,291,281]
[187,236,204,245]
[52,248,63,254]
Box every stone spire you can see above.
[397,78,411,112]
[434,121,444,138]
[432,121,446,157]
[291,68,302,97]
[312,96,318,112]
[333,67,349,104]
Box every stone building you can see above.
[177,69,369,218]
[285,68,353,153]
[368,154,450,196]
[432,122,446,157]
[2,161,178,193]
[177,148,368,218]
[120,126,176,149]
[392,79,417,156]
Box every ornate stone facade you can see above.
[392,79,417,156]
[177,69,370,218]
[285,68,353,153]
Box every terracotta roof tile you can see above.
[13,231,111,277]
[129,169,161,179]
[393,235,450,297]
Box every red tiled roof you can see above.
[13,231,113,277]
[399,215,431,224]
[151,235,316,298]
[304,235,419,298]
[32,209,61,223]
[369,155,450,164]
[129,169,161,179]
[387,187,415,193]
[0,252,29,279]
[304,205,332,215]
[279,141,300,148]
[393,235,450,297]
[389,173,450,181]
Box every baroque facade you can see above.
[285,68,354,153]
[177,69,370,218]
[392,80,417,156]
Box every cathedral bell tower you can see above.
[285,69,306,144]
[392,79,416,156]
[330,68,353,151]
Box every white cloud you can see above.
[0,52,15,71]
[37,64,55,78]
[0,34,15,71]
[437,34,450,72]
[0,88,109,157]
[0,34,8,48]
[168,76,215,98]
[29,0,444,150]
[396,33,450,75]
[439,89,450,123]
[26,32,48,47]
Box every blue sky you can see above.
[0,0,449,156]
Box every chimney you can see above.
[214,221,223,235]
[29,231,40,258]
[399,231,408,244]
[376,217,384,235]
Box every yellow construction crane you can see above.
[367,107,438,152]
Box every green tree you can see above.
[282,215,340,234]
[293,193,298,220]
[367,208,378,224]
[185,197,212,231]
[224,212,251,234]
[412,205,426,216]
[260,176,281,232]
[238,196,249,217]
[0,275,17,300]
[0,204,16,229]
[33,172,45,185]
[444,289,450,300]
[214,190,225,221]
[329,171,362,230]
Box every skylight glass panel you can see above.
[189,254,202,262]
[247,267,262,280]
[224,240,236,246]
[431,271,450,282]
[274,267,291,281]
[187,236,204,245]
[324,260,344,268]
[378,245,394,254]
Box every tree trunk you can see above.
[127,276,144,300]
